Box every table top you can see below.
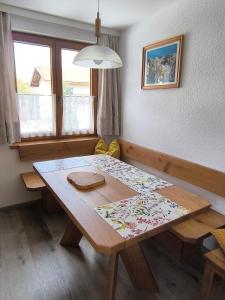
[34,155,210,254]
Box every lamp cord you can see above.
[95,0,101,44]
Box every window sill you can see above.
[10,136,99,161]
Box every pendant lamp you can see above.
[73,0,123,69]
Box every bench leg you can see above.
[60,220,83,247]
[200,260,214,300]
[106,253,119,300]
[120,243,159,292]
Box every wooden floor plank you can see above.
[0,210,43,300]
[0,206,225,300]
[19,207,71,300]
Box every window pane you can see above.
[61,49,93,135]
[17,94,56,138]
[14,42,52,95]
[61,49,90,96]
[14,42,55,137]
[62,96,94,135]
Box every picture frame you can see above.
[141,35,184,90]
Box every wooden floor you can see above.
[0,205,224,300]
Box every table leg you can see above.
[106,253,119,300]
[41,189,62,213]
[60,220,83,247]
[120,243,159,292]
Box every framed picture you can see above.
[141,35,184,90]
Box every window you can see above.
[13,32,97,140]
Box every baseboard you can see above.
[0,199,41,211]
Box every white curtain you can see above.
[97,34,121,137]
[0,12,20,143]
[62,96,94,135]
[17,94,56,138]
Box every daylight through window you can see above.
[13,32,97,139]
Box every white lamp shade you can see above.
[73,45,123,69]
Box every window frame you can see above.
[13,32,98,141]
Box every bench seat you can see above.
[21,171,46,191]
[21,171,61,213]
[169,209,225,243]
[154,208,225,262]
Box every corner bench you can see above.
[119,139,225,262]
[21,171,61,212]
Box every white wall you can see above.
[0,145,39,208]
[120,0,225,214]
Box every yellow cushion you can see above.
[95,138,108,155]
[106,139,120,159]
[212,229,225,253]
[94,138,120,159]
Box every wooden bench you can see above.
[170,209,225,243]
[21,171,46,191]
[201,248,225,300]
[21,171,61,212]
[119,140,225,261]
[155,209,225,262]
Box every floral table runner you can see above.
[92,155,189,239]
[91,155,172,194]
[95,192,189,239]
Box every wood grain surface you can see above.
[119,139,225,198]
[170,209,225,242]
[12,137,99,161]
[21,172,46,191]
[34,155,210,254]
[67,172,105,190]
[2,206,225,300]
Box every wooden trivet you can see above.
[67,172,105,190]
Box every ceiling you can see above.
[0,0,178,30]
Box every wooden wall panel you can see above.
[119,140,225,198]
[15,137,99,161]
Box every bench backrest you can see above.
[119,140,225,198]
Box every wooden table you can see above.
[34,155,210,300]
